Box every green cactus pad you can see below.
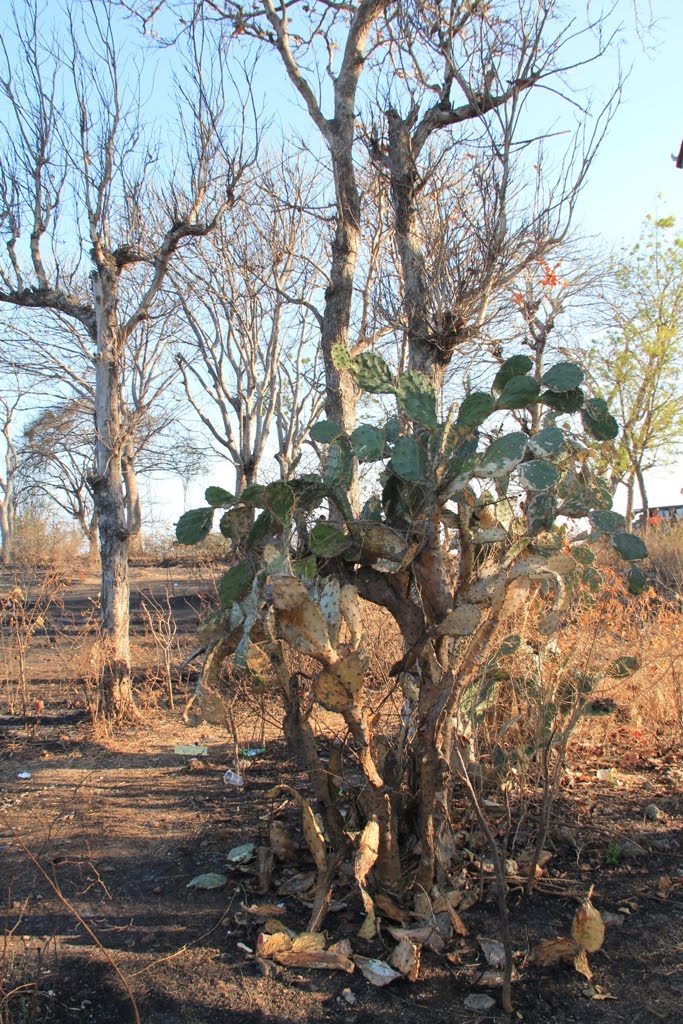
[581,397,619,440]
[477,432,527,478]
[540,388,584,413]
[310,420,344,443]
[176,507,214,545]
[541,362,585,392]
[492,354,534,394]
[204,486,235,508]
[390,436,427,481]
[497,375,541,409]
[219,506,253,540]
[456,392,496,429]
[352,352,396,394]
[218,561,255,607]
[528,426,565,457]
[518,459,561,492]
[351,424,386,461]
[309,523,351,557]
[612,531,647,561]
[397,370,438,428]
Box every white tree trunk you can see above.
[91,267,133,718]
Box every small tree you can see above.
[583,215,683,523]
[178,351,644,1009]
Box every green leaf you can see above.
[205,486,235,509]
[497,375,540,409]
[219,506,253,540]
[528,426,565,457]
[518,459,561,492]
[609,656,640,678]
[290,474,326,512]
[581,397,619,441]
[589,510,625,533]
[324,438,354,489]
[351,424,386,461]
[477,432,527,478]
[397,370,438,427]
[264,481,295,523]
[526,492,557,535]
[541,362,585,392]
[540,388,584,413]
[352,352,396,394]
[612,531,647,561]
[176,507,214,545]
[218,561,254,607]
[456,392,495,430]
[627,565,648,595]
[310,420,344,443]
[187,872,228,890]
[493,354,534,394]
[390,436,427,481]
[309,523,350,557]
[239,484,266,506]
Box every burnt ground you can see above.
[1,566,682,1024]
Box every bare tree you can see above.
[0,369,25,563]
[0,0,254,716]
[174,159,326,494]
[19,399,99,559]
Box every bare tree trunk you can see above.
[123,444,143,554]
[0,500,12,564]
[635,464,649,525]
[87,511,99,564]
[625,476,635,530]
[91,267,133,719]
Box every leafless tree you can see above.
[0,0,256,716]
[0,370,25,564]
[174,158,326,494]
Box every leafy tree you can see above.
[583,215,683,523]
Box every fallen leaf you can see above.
[375,892,410,924]
[387,924,445,953]
[389,939,421,982]
[478,936,506,969]
[264,919,295,937]
[243,903,286,919]
[256,932,292,957]
[353,955,402,986]
[329,938,353,956]
[269,821,299,862]
[530,936,580,967]
[291,931,326,952]
[227,843,257,864]
[572,899,605,952]
[186,872,228,890]
[464,994,496,1011]
[573,948,593,980]
[273,950,354,972]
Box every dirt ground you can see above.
[1,566,682,1024]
